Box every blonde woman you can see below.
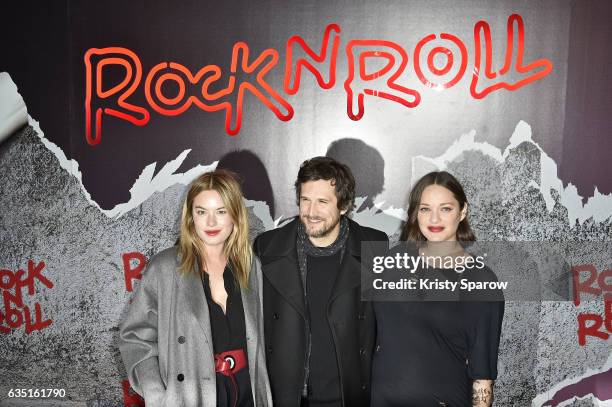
[119,170,272,407]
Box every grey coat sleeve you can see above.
[254,255,273,406]
[119,257,166,400]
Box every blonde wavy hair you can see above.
[178,170,252,289]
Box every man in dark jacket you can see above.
[254,156,388,407]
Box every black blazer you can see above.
[254,217,388,407]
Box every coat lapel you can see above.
[241,264,260,405]
[330,221,363,303]
[258,218,306,318]
[176,266,214,356]
[262,256,305,318]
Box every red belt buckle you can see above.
[214,349,248,407]
[214,348,247,375]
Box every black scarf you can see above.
[296,215,350,285]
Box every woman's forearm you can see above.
[472,379,494,407]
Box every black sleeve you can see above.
[467,300,504,380]
[253,234,263,257]
[367,228,389,243]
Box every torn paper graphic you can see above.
[0,72,28,144]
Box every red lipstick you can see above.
[427,226,444,233]
[205,230,221,236]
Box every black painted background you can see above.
[1,0,610,213]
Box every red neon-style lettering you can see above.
[284,24,341,94]
[428,47,453,76]
[470,14,553,99]
[83,15,555,142]
[414,33,468,89]
[144,62,230,117]
[225,42,294,135]
[155,72,186,106]
[84,47,150,146]
[345,40,420,121]
[122,252,147,293]
[572,264,599,306]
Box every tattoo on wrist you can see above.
[472,380,492,406]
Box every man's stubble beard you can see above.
[300,213,341,239]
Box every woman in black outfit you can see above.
[370,171,504,407]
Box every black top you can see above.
[202,268,254,407]
[371,266,504,407]
[306,253,342,406]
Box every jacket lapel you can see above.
[242,263,260,405]
[176,266,214,356]
[330,219,364,303]
[262,256,306,318]
[258,218,306,318]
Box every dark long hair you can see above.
[400,171,476,242]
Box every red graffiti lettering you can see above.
[599,269,612,293]
[121,380,145,407]
[122,252,147,293]
[470,14,553,99]
[20,260,54,295]
[24,303,53,334]
[0,312,9,333]
[0,269,17,289]
[606,295,612,334]
[0,261,53,334]
[577,312,609,347]
[572,264,600,306]
[572,264,612,346]
[1,298,23,329]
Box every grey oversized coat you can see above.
[119,247,272,407]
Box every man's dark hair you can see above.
[294,156,356,213]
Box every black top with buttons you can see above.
[202,267,254,407]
